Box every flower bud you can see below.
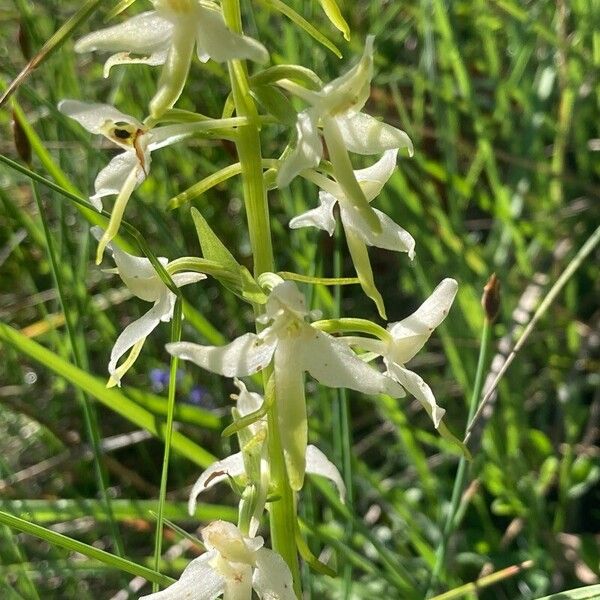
[482,273,501,322]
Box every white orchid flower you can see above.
[92,227,205,387]
[188,379,346,536]
[343,279,458,428]
[276,35,413,235]
[75,0,269,117]
[167,278,405,490]
[60,100,194,263]
[291,149,415,318]
[140,520,296,600]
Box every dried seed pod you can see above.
[482,273,501,323]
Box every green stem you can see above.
[31,181,124,558]
[221,0,301,594]
[426,318,491,596]
[332,223,354,599]
[152,298,183,591]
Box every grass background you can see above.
[0,0,599,598]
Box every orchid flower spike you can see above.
[74,0,269,117]
[140,520,296,600]
[276,35,413,234]
[60,100,193,263]
[92,227,205,387]
[188,380,346,536]
[168,278,405,490]
[344,279,458,428]
[292,149,415,318]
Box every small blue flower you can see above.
[188,385,213,407]
[149,368,170,391]
[149,368,184,392]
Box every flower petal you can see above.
[58,99,142,135]
[195,5,268,64]
[341,205,415,258]
[148,123,195,150]
[94,158,153,265]
[385,362,446,428]
[289,191,337,236]
[149,24,197,117]
[266,280,309,319]
[387,278,458,363]
[139,553,224,600]
[109,244,167,301]
[233,378,264,416]
[171,271,207,287]
[103,49,168,78]
[274,340,307,491]
[188,452,246,516]
[354,149,398,202]
[322,116,381,234]
[253,548,297,600]
[90,151,143,205]
[167,333,277,377]
[223,566,253,600]
[306,445,346,502]
[75,11,173,57]
[319,35,374,114]
[299,327,405,398]
[335,112,413,156]
[202,520,262,561]
[108,291,175,385]
[277,109,322,188]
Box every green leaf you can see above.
[2,499,237,524]
[534,585,600,600]
[317,0,350,40]
[0,322,215,468]
[191,208,265,304]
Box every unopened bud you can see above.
[12,110,32,165]
[482,273,501,322]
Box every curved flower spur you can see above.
[91,227,205,387]
[74,0,269,118]
[276,36,413,236]
[167,277,406,491]
[291,149,416,318]
[140,520,296,600]
[60,100,197,263]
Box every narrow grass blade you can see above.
[0,0,103,107]
[0,511,175,586]
[152,298,183,592]
[0,322,215,468]
[257,0,342,58]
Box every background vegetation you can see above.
[0,0,598,598]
